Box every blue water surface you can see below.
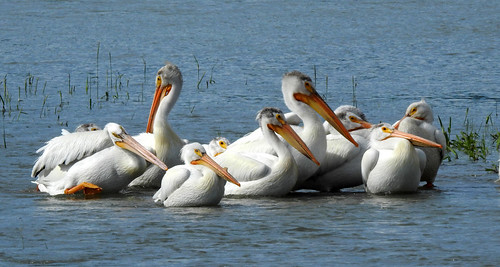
[0,0,499,265]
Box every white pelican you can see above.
[218,107,319,197]
[61,123,100,135]
[361,123,443,194]
[228,71,357,188]
[153,142,240,207]
[202,137,230,157]
[128,63,186,188]
[32,123,168,195]
[302,105,372,192]
[393,99,446,188]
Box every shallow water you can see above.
[1,0,499,265]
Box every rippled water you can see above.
[1,0,499,265]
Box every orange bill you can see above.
[393,114,409,129]
[192,154,240,187]
[116,133,169,171]
[268,119,320,166]
[384,128,442,148]
[349,116,373,132]
[294,86,358,147]
[146,81,172,133]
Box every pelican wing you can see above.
[313,135,364,180]
[32,130,112,177]
[215,151,274,182]
[153,167,191,203]
[416,148,427,174]
[227,128,276,155]
[361,148,379,186]
[434,129,447,159]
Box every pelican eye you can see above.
[381,127,392,133]
[156,76,162,87]
[219,141,225,146]
[112,132,121,139]
[194,149,203,157]
[304,81,314,92]
[275,113,286,124]
[349,116,356,122]
[119,126,127,134]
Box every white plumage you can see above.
[361,123,443,194]
[302,105,372,192]
[153,142,239,207]
[129,63,186,188]
[216,107,319,197]
[203,137,230,157]
[393,99,446,187]
[227,71,357,189]
[61,123,101,135]
[32,123,168,195]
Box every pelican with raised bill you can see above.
[302,105,372,192]
[393,99,446,188]
[153,143,239,207]
[129,62,186,188]
[203,137,230,157]
[217,107,319,197]
[32,123,168,196]
[228,71,358,189]
[361,123,443,194]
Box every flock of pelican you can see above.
[31,62,446,206]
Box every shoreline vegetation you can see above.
[1,47,498,174]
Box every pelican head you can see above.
[208,137,230,157]
[181,142,240,186]
[334,105,372,132]
[74,123,100,132]
[281,71,358,147]
[394,99,434,129]
[370,123,442,148]
[146,63,183,133]
[105,123,169,170]
[257,107,320,165]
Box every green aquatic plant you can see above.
[2,75,12,115]
[108,52,113,90]
[352,76,358,108]
[140,57,146,102]
[1,77,6,114]
[194,56,217,90]
[68,73,76,95]
[439,109,498,164]
[492,131,500,151]
[194,55,204,90]
[39,95,48,118]
[96,41,100,101]
[206,63,217,88]
[2,118,6,148]
[325,75,329,102]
